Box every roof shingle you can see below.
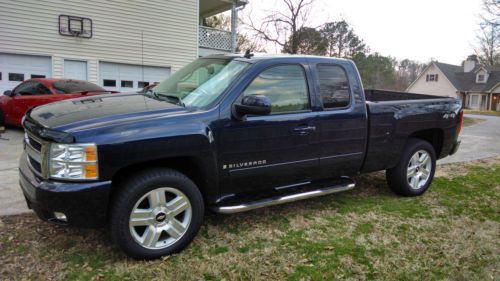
[434,61,500,92]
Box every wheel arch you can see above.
[109,156,218,208]
[408,128,444,157]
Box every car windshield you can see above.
[151,58,249,108]
[52,80,107,94]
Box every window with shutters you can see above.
[426,74,438,82]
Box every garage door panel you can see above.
[0,53,51,93]
[99,62,170,92]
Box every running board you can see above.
[212,179,355,214]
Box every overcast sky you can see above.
[241,0,484,65]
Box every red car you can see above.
[0,78,114,127]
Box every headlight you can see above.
[49,143,98,180]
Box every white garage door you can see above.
[64,60,87,80]
[99,62,170,92]
[0,53,51,93]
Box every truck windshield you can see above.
[151,58,249,108]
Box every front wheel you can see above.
[386,138,436,196]
[0,109,5,127]
[110,168,204,259]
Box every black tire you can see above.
[0,109,5,127]
[110,168,204,259]
[386,138,436,196]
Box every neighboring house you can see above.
[0,0,246,93]
[406,55,500,111]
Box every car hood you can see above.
[28,92,187,132]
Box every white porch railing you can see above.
[199,26,232,51]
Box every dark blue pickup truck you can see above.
[19,54,462,259]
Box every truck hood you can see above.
[28,93,187,132]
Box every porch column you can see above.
[230,0,237,53]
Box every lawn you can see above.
[1,158,499,281]
[464,109,500,117]
[462,116,486,127]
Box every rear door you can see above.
[310,62,368,178]
[218,63,320,195]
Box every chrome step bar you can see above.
[212,179,355,214]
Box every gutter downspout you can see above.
[230,0,237,53]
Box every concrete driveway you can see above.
[438,114,500,164]
[0,114,499,216]
[0,127,27,215]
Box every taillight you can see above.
[456,110,464,135]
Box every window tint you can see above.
[31,74,46,79]
[9,73,24,81]
[14,82,45,96]
[243,65,309,114]
[316,64,351,108]
[0,72,2,80]
[37,84,52,95]
[121,80,133,88]
[103,79,116,87]
[53,80,106,94]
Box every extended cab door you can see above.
[217,63,320,195]
[309,61,368,178]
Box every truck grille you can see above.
[24,132,46,176]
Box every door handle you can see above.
[293,125,316,135]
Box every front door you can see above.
[218,64,319,195]
[8,81,53,124]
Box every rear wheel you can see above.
[386,138,436,196]
[0,109,5,127]
[110,168,204,259]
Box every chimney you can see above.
[464,55,478,72]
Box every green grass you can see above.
[0,159,499,280]
[462,116,486,127]
[464,109,500,116]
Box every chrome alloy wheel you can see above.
[129,187,192,250]
[407,150,432,190]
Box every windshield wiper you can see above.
[150,91,185,107]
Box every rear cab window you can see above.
[315,64,352,109]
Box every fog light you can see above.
[54,212,67,222]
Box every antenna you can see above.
[244,49,254,59]
[141,31,144,83]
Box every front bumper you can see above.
[449,139,461,155]
[19,152,111,228]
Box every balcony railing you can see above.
[199,26,232,51]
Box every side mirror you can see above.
[233,95,272,118]
[3,90,12,97]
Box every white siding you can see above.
[406,63,459,98]
[0,0,198,79]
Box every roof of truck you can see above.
[204,53,352,63]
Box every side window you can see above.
[243,65,309,114]
[37,84,52,95]
[13,82,38,96]
[316,64,351,109]
[13,82,50,96]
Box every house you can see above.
[406,55,500,111]
[0,0,247,93]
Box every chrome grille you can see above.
[24,132,48,177]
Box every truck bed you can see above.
[361,89,462,174]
